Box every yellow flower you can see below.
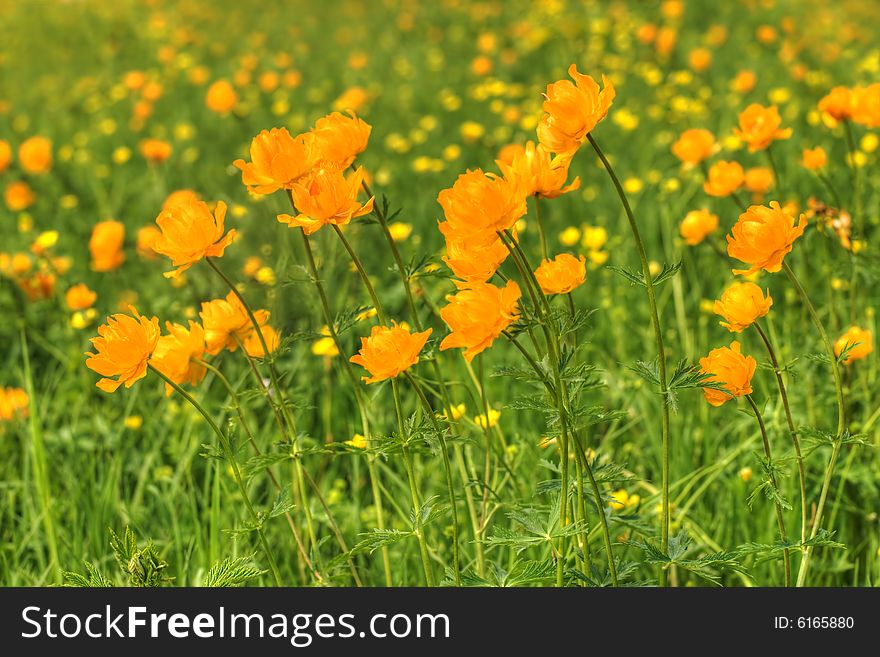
[445,403,466,421]
[534,253,587,294]
[123,415,143,430]
[474,408,501,429]
[85,307,160,393]
[199,291,270,355]
[280,167,374,234]
[439,280,521,362]
[345,434,368,449]
[559,226,581,246]
[350,322,432,384]
[679,209,719,246]
[153,199,237,278]
[581,226,607,250]
[609,488,640,511]
[388,222,413,241]
[713,282,773,332]
[727,202,807,276]
[150,321,208,395]
[834,326,873,363]
[234,128,316,195]
[698,341,756,407]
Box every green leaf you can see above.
[201,555,266,587]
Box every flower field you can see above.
[1,0,879,588]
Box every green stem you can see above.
[534,195,549,260]
[589,133,671,586]
[331,225,388,325]
[148,364,282,585]
[842,120,862,238]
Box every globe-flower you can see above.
[150,321,208,395]
[801,147,827,170]
[733,104,791,152]
[18,136,52,174]
[440,222,510,283]
[85,307,160,393]
[671,129,715,166]
[439,280,521,362]
[537,64,615,156]
[0,140,11,172]
[698,341,756,407]
[496,141,580,199]
[152,199,237,278]
[851,83,880,128]
[679,209,719,246]
[437,169,527,246]
[205,80,238,113]
[65,283,97,311]
[5,181,35,211]
[200,291,270,355]
[818,86,854,122]
[312,110,372,169]
[703,160,744,197]
[234,128,316,194]
[727,201,807,276]
[136,225,161,259]
[713,282,773,332]
[279,167,374,234]
[0,387,29,422]
[744,167,774,197]
[350,322,432,384]
[89,220,126,272]
[139,139,172,163]
[834,326,873,363]
[243,324,281,358]
[163,189,200,211]
[534,253,587,294]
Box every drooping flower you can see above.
[279,167,374,234]
[205,80,238,113]
[496,141,580,199]
[439,221,510,283]
[534,253,587,294]
[153,199,237,278]
[233,128,317,194]
[0,387,29,422]
[199,291,269,355]
[801,147,827,170]
[89,220,126,272]
[537,64,615,156]
[439,280,521,362]
[671,129,715,166]
[437,169,527,246]
[311,110,372,169]
[679,209,719,246]
[733,104,791,152]
[727,201,807,276]
[703,160,744,197]
[150,321,208,395]
[713,282,773,332]
[85,307,160,393]
[698,341,756,407]
[834,326,873,363]
[65,283,97,311]
[18,136,52,174]
[818,86,854,122]
[350,322,432,383]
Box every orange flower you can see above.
[437,169,527,247]
[199,291,269,355]
[139,139,172,163]
[243,324,281,358]
[90,220,126,272]
[85,307,160,393]
[439,280,521,362]
[162,189,200,211]
[439,222,511,283]
[727,201,807,276]
[233,128,316,194]
[279,167,374,234]
[153,199,237,278]
[671,129,715,166]
[0,387,29,422]
[496,141,580,199]
[713,282,772,332]
[19,271,55,302]
[834,326,873,363]
[731,70,757,94]
[136,225,162,259]
[534,253,587,294]
[205,79,238,113]
[679,209,719,246]
[65,283,97,311]
[0,140,11,172]
[851,83,880,128]
[818,86,854,122]
[150,321,208,395]
[312,110,372,169]
[733,104,791,152]
[703,160,744,197]
[537,64,615,156]
[5,181,35,211]
[18,136,52,174]
[698,341,756,407]
[350,322,432,383]
[744,167,774,196]
[801,147,827,170]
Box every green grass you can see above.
[1,0,878,587]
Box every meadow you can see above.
[1,0,878,588]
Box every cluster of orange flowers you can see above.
[1,135,52,212]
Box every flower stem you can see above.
[782,261,847,586]
[842,120,862,237]
[745,395,791,587]
[331,225,388,325]
[534,195,549,260]
[589,133,671,586]
[148,364,283,585]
